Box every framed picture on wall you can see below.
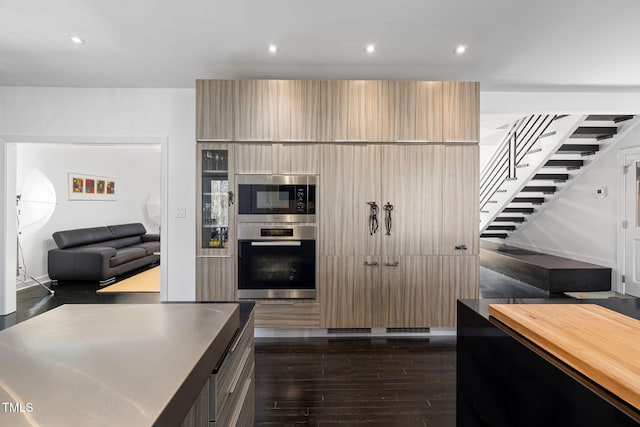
[68,173,117,200]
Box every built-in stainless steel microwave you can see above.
[237,175,316,223]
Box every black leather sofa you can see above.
[48,223,160,284]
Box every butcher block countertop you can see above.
[489,303,640,412]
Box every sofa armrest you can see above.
[48,247,117,281]
[141,234,160,242]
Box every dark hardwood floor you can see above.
[255,337,456,427]
[1,265,553,425]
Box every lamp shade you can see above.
[18,168,57,234]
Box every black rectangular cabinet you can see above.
[456,298,640,427]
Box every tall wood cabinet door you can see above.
[319,144,380,256]
[392,81,416,142]
[319,80,348,141]
[233,80,277,141]
[373,80,394,142]
[276,80,320,141]
[196,80,234,141]
[439,255,479,327]
[319,256,356,328]
[442,145,479,255]
[356,256,387,328]
[352,144,383,256]
[276,144,320,174]
[346,80,378,141]
[234,143,275,174]
[381,144,443,256]
[416,81,443,142]
[196,256,236,301]
[442,82,479,143]
[387,256,440,328]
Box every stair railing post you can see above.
[509,131,517,179]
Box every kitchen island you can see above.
[457,298,640,427]
[0,303,254,426]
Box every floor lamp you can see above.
[17,168,57,295]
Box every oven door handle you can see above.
[250,241,302,247]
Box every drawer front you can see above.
[209,315,254,421]
[254,301,320,328]
[212,363,254,427]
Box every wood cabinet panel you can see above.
[318,80,348,141]
[442,145,479,255]
[234,143,275,174]
[392,81,416,141]
[319,144,379,256]
[254,301,320,328]
[276,80,320,141]
[416,81,443,142]
[196,80,234,141]
[320,256,387,328]
[387,256,440,328]
[233,80,277,141]
[439,255,479,327]
[275,143,320,174]
[196,256,236,301]
[443,82,479,142]
[380,144,443,256]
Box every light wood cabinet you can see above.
[254,300,320,328]
[320,255,388,328]
[196,256,236,301]
[196,80,234,141]
[439,255,479,326]
[387,256,440,328]
[443,81,479,143]
[442,144,479,255]
[318,80,349,141]
[380,144,443,256]
[234,143,275,174]
[415,81,443,142]
[276,80,321,141]
[235,143,320,175]
[233,80,277,141]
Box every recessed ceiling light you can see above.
[454,45,467,55]
[70,36,85,44]
[365,44,376,54]
[268,44,278,53]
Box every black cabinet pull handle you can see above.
[455,244,468,250]
[228,190,234,206]
[364,261,379,267]
[384,261,399,267]
[367,202,379,235]
[383,202,393,235]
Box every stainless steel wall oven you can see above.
[237,224,316,299]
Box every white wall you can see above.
[0,86,196,308]
[15,144,161,289]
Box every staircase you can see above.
[480,114,639,239]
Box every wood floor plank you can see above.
[254,337,456,426]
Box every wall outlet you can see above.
[175,208,186,218]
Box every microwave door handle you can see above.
[250,241,302,247]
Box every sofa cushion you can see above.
[131,241,161,255]
[53,226,113,249]
[109,247,146,267]
[85,236,143,249]
[109,223,147,239]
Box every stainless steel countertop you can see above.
[0,303,240,426]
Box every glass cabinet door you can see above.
[198,144,234,255]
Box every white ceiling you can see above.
[2,0,640,91]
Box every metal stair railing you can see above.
[480,114,556,213]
